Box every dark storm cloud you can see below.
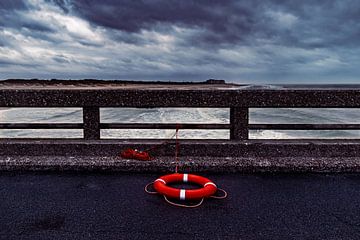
[2,0,360,49]
[68,0,257,46]
[72,0,232,31]
[59,0,360,49]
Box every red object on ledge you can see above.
[120,148,153,161]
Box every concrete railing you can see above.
[1,80,360,158]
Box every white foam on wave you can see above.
[100,108,231,139]
[101,107,229,123]
[250,108,360,124]
[250,130,360,139]
[250,130,291,139]
[0,107,82,123]
[0,129,83,138]
[101,129,229,139]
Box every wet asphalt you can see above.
[0,172,360,240]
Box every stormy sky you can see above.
[0,0,359,83]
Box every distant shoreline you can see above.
[2,79,360,89]
[0,79,236,90]
[0,78,227,85]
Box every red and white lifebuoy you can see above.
[153,173,217,200]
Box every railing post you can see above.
[230,107,248,140]
[83,107,100,140]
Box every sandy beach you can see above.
[0,79,237,90]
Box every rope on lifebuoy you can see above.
[144,182,158,194]
[174,125,180,173]
[210,188,228,199]
[163,196,204,208]
[145,182,227,208]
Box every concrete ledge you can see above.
[2,140,360,172]
[1,155,360,173]
[2,139,360,157]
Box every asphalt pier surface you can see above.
[1,172,360,240]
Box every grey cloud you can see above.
[46,0,72,13]
[21,21,54,33]
[0,10,54,34]
[0,0,27,10]
[0,33,10,47]
[0,58,40,68]
[52,55,71,63]
[263,0,360,48]
[0,59,14,66]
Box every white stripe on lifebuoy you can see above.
[204,182,217,188]
[155,179,166,184]
[180,189,186,200]
[183,174,188,182]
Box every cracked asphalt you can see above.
[0,172,360,240]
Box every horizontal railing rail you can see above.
[0,123,83,129]
[248,124,360,130]
[100,123,230,129]
[3,89,360,107]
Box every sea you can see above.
[1,107,360,139]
